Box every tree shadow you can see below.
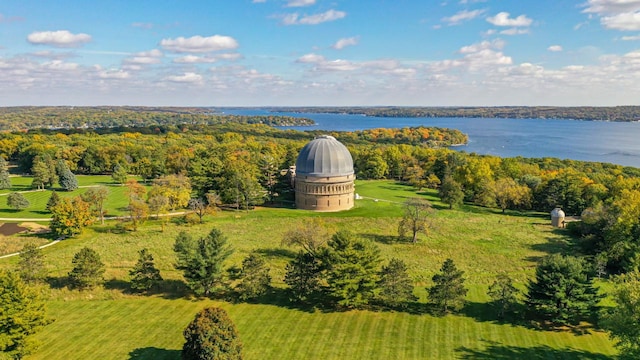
[229,287,337,313]
[360,233,402,245]
[460,300,532,328]
[255,247,297,260]
[92,224,128,234]
[527,233,581,261]
[128,347,180,359]
[45,275,69,289]
[456,341,611,360]
[104,278,131,292]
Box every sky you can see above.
[1,0,640,106]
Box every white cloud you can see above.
[621,34,640,40]
[583,0,640,15]
[442,9,486,25]
[124,49,163,65]
[548,45,563,52]
[281,9,347,25]
[252,0,266,2]
[27,30,92,48]
[296,53,326,63]
[286,0,315,7]
[601,12,640,30]
[173,55,217,63]
[160,35,239,53]
[164,72,203,84]
[459,39,505,54]
[332,37,359,50]
[500,28,530,35]
[98,69,130,79]
[486,12,533,27]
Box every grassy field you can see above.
[0,180,617,359]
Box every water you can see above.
[224,109,640,168]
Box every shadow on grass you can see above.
[361,233,403,245]
[527,233,581,262]
[45,275,69,289]
[456,341,611,360]
[228,287,338,313]
[128,347,180,359]
[461,301,531,328]
[255,247,297,260]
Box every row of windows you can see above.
[298,183,354,194]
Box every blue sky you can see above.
[1,0,640,106]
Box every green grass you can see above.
[0,180,617,359]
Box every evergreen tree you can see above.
[0,156,11,189]
[601,271,640,359]
[322,231,381,308]
[46,191,60,212]
[427,258,468,314]
[68,247,105,289]
[18,242,47,284]
[487,274,519,318]
[235,253,271,301]
[182,307,243,360]
[111,163,128,185]
[284,251,323,303]
[30,154,57,190]
[377,258,417,308]
[7,192,30,210]
[174,229,233,296]
[56,159,78,191]
[525,254,600,325]
[0,270,50,359]
[438,175,464,209]
[129,248,163,292]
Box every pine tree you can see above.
[174,229,233,296]
[427,258,468,314]
[487,274,519,318]
[0,270,50,359]
[18,242,47,284]
[182,307,243,360]
[235,253,271,301]
[0,156,11,190]
[129,248,162,292]
[57,159,78,191]
[525,254,600,325]
[46,191,60,212]
[601,271,640,359]
[68,247,105,289]
[7,192,30,210]
[284,251,323,303]
[112,163,128,185]
[323,231,381,308]
[377,258,417,308]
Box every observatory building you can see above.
[294,135,355,211]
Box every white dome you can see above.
[550,208,565,218]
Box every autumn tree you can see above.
[377,258,417,308]
[182,307,243,360]
[398,198,434,243]
[491,177,532,213]
[125,179,148,231]
[81,186,109,224]
[173,229,233,296]
[235,253,271,301]
[7,192,30,210]
[525,254,600,325]
[129,248,163,292]
[18,242,47,284]
[0,270,50,359]
[50,197,94,237]
[427,258,468,314]
[322,231,381,308]
[0,156,11,189]
[601,271,640,359]
[281,219,329,256]
[68,247,105,289]
[439,175,464,209]
[149,174,191,211]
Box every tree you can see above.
[148,194,170,231]
[0,156,11,189]
[284,251,323,303]
[322,231,381,308]
[18,242,46,284]
[439,176,464,209]
[487,274,519,318]
[174,229,233,296]
[601,271,640,359]
[491,177,531,213]
[377,258,417,308]
[182,307,243,360]
[81,186,109,224]
[7,192,30,210]
[129,248,163,292]
[525,254,600,325]
[68,247,105,289]
[0,270,50,359]
[427,258,468,314]
[188,198,209,224]
[45,191,60,212]
[281,219,329,256]
[30,154,57,190]
[56,159,78,191]
[125,179,148,231]
[111,163,128,185]
[50,197,94,238]
[235,253,271,301]
[398,198,434,243]
[150,174,192,211]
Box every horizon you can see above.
[2,1,640,107]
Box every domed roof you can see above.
[295,135,354,177]
[550,207,565,218]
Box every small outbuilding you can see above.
[550,207,566,228]
[294,135,355,212]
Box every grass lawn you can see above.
[0,180,617,359]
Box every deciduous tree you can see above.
[182,307,243,360]
[111,163,128,185]
[81,186,109,224]
[427,258,468,314]
[398,198,434,243]
[601,271,640,359]
[50,197,94,237]
[439,176,464,209]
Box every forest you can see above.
[266,105,640,122]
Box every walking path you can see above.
[0,240,60,259]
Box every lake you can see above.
[224,109,640,168]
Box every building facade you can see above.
[294,135,355,211]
